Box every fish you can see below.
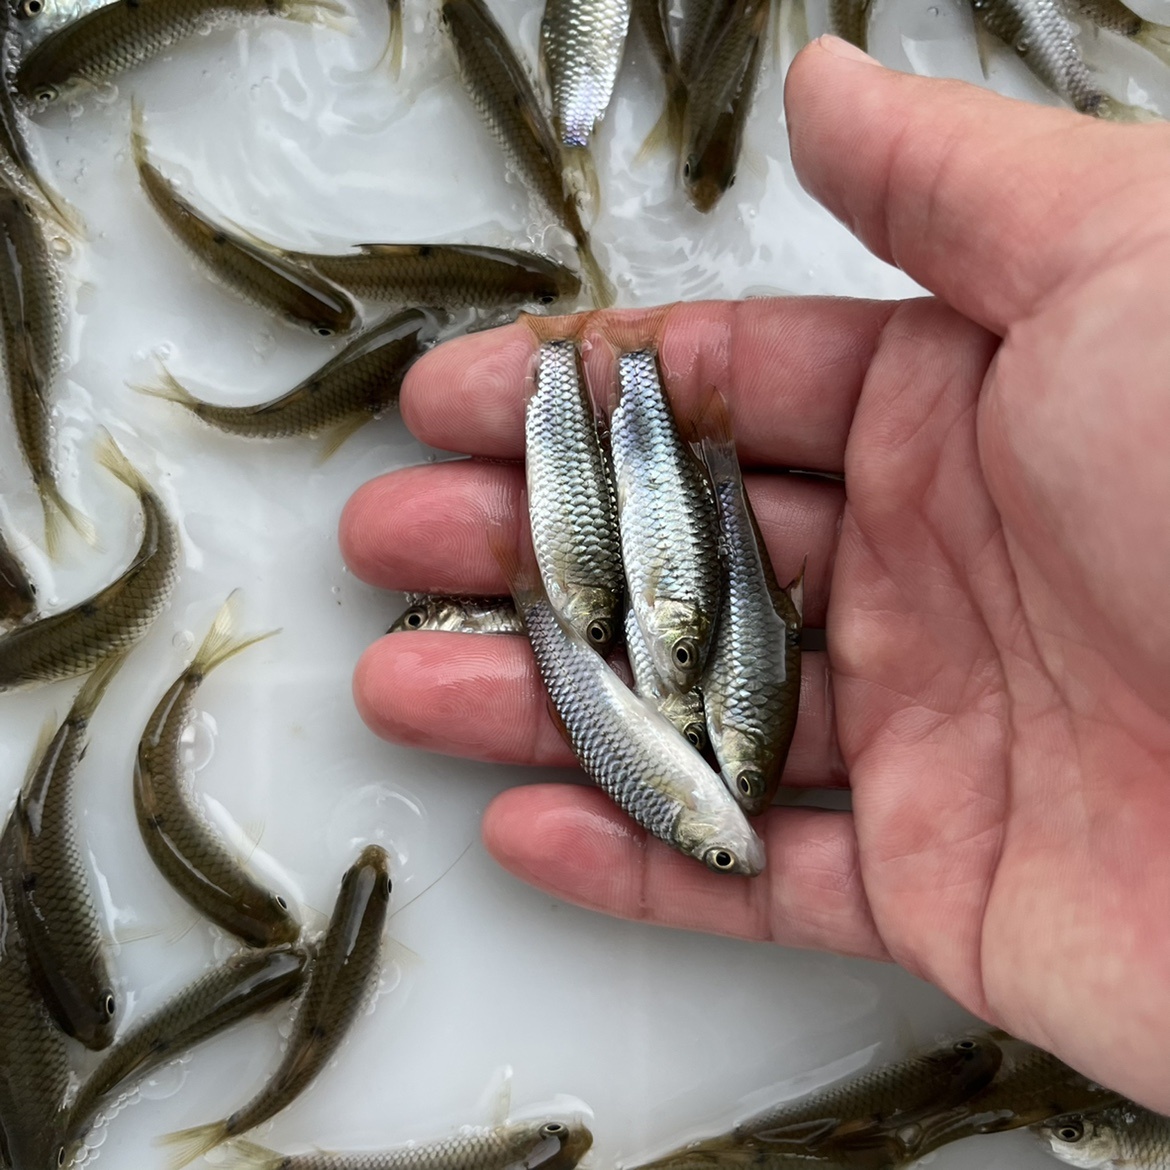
[12,653,126,1051]
[698,395,802,816]
[0,432,179,692]
[128,104,357,336]
[0,527,36,623]
[221,1118,595,1170]
[828,0,870,48]
[675,0,739,78]
[630,0,687,156]
[0,818,72,1170]
[734,1035,1004,1149]
[288,244,581,311]
[138,309,437,453]
[610,348,721,694]
[65,944,310,1162]
[495,531,764,875]
[0,191,91,556]
[968,0,1108,114]
[162,844,393,1168]
[907,1038,1124,1158]
[525,338,624,654]
[1067,0,1170,66]
[625,605,708,752]
[540,0,631,202]
[134,593,298,950]
[15,0,348,104]
[1033,1106,1170,1170]
[628,1144,845,1170]
[679,0,770,212]
[389,593,524,635]
[441,0,615,306]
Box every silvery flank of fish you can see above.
[610,348,721,694]
[138,308,438,453]
[526,339,624,655]
[624,606,708,752]
[699,397,802,816]
[390,593,525,635]
[14,653,125,1052]
[135,593,300,950]
[65,944,311,1161]
[1034,1106,1170,1170]
[221,1118,596,1170]
[0,433,179,691]
[14,0,347,103]
[499,536,763,875]
[163,844,393,1168]
[540,0,632,151]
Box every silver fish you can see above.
[222,1119,595,1170]
[699,401,802,816]
[500,544,763,875]
[1034,1107,1170,1170]
[625,606,707,752]
[610,348,720,694]
[389,594,523,635]
[526,338,623,654]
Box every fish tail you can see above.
[787,555,806,622]
[158,1122,231,1170]
[219,1140,283,1170]
[192,591,280,678]
[562,145,601,212]
[35,179,86,242]
[363,0,405,76]
[684,387,737,469]
[131,365,202,414]
[1135,24,1170,63]
[95,429,150,499]
[72,651,129,720]
[486,516,543,616]
[635,78,686,163]
[282,0,352,32]
[574,235,616,309]
[128,97,150,173]
[595,305,672,353]
[1094,95,1159,122]
[40,477,96,559]
[521,312,589,344]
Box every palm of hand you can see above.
[339,40,1170,1112]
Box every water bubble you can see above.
[179,711,218,772]
[172,628,195,652]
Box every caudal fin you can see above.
[486,514,544,616]
[636,78,686,163]
[575,237,616,309]
[71,651,129,721]
[95,429,151,498]
[1095,94,1160,121]
[131,365,204,414]
[562,145,601,213]
[40,477,96,560]
[158,1122,231,1170]
[283,0,353,33]
[219,1141,283,1170]
[191,591,279,680]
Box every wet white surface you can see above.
[0,0,1163,1167]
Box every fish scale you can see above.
[541,0,632,147]
[515,589,763,873]
[1036,1106,1170,1170]
[0,436,179,691]
[610,349,720,694]
[223,1118,595,1170]
[526,339,624,653]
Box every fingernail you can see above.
[818,34,878,64]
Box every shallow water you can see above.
[0,0,1160,1167]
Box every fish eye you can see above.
[33,84,57,102]
[684,723,706,750]
[683,157,695,179]
[56,1147,65,1167]
[954,1038,977,1052]
[20,0,42,16]
[313,324,335,337]
[705,847,736,872]
[100,992,115,1019]
[1058,1122,1084,1143]
[275,894,289,910]
[405,609,425,628]
[672,639,696,669]
[586,618,610,646]
[540,1123,567,1139]
[538,293,555,305]
[380,873,392,897]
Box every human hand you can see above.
[340,39,1170,1114]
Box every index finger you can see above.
[402,298,898,472]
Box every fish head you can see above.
[74,986,118,1049]
[646,597,713,693]
[676,803,765,876]
[713,725,780,816]
[517,256,583,307]
[1034,1114,1122,1169]
[391,596,441,633]
[682,116,738,214]
[563,587,622,656]
[524,1120,595,1170]
[931,1034,1003,1099]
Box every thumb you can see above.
[785,38,1170,335]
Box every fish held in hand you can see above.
[129,103,356,336]
[16,0,347,104]
[65,944,310,1159]
[698,394,802,816]
[161,844,393,1168]
[496,530,763,875]
[14,653,126,1051]
[0,433,178,692]
[610,348,721,694]
[290,244,581,311]
[222,1118,594,1170]
[526,337,624,655]
[135,593,297,949]
[138,308,437,453]
[390,594,524,635]
[625,606,708,752]
[1033,1106,1170,1170]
